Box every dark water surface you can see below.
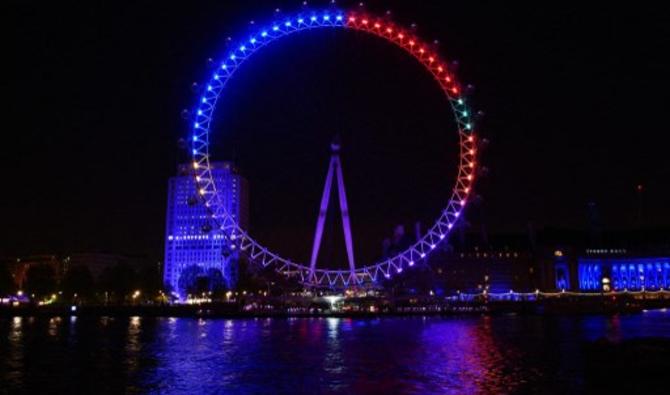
[1,311,670,394]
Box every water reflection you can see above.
[1,312,670,394]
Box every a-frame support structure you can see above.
[308,137,356,284]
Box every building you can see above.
[548,248,670,292]
[163,162,249,297]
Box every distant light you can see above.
[323,15,330,21]
[285,22,291,27]
[397,267,403,273]
[420,253,426,258]
[311,16,317,21]
[221,64,227,69]
[261,31,268,37]
[239,45,246,51]
[447,223,453,229]
[458,99,464,105]
[336,15,343,21]
[439,234,445,239]
[409,261,415,266]
[250,38,256,44]
[272,26,279,31]
[298,18,304,23]
[70,305,77,312]
[201,97,207,103]
[194,122,199,128]
[214,74,219,80]
[193,136,198,142]
[430,244,436,249]
[207,85,212,91]
[462,111,468,116]
[230,54,236,60]
[197,110,203,115]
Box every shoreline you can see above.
[3,300,669,319]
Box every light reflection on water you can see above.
[1,312,670,394]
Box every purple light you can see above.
[184,6,476,289]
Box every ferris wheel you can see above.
[190,5,478,289]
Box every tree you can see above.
[62,265,95,301]
[137,263,162,296]
[24,264,56,299]
[206,268,226,297]
[99,263,136,304]
[177,265,204,296]
[0,264,16,296]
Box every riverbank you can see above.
[2,296,669,318]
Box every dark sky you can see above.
[3,1,669,265]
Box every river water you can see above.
[1,311,669,394]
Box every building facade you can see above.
[163,162,249,297]
[547,248,670,292]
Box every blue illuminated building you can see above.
[163,162,248,297]
[551,248,670,291]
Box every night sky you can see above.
[4,1,669,265]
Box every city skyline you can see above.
[4,1,669,265]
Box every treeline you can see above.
[0,262,161,304]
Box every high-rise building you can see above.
[163,162,249,297]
